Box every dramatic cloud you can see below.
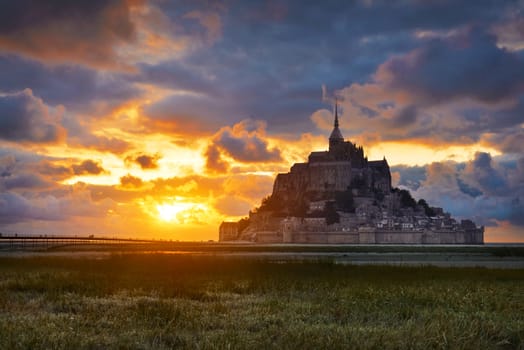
[120,174,144,189]
[205,120,281,173]
[0,0,137,69]
[136,61,218,96]
[126,154,160,169]
[63,115,131,154]
[0,0,228,72]
[390,165,426,190]
[1,173,49,191]
[492,15,524,51]
[37,160,74,181]
[0,56,144,114]
[0,184,117,225]
[395,153,524,227]
[72,160,106,176]
[205,144,230,173]
[0,191,63,224]
[0,152,106,194]
[0,149,66,183]
[0,89,65,143]
[377,29,524,104]
[334,27,524,154]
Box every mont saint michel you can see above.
[220,106,484,244]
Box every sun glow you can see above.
[157,203,189,222]
[155,201,209,223]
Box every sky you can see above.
[0,0,523,242]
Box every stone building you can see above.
[219,104,483,244]
[219,222,239,241]
[272,104,391,200]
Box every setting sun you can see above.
[156,201,210,224]
[157,203,189,222]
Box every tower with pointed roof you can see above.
[329,100,344,152]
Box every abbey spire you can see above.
[329,99,344,151]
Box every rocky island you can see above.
[220,106,484,244]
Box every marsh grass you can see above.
[0,254,522,349]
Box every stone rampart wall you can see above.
[254,230,483,244]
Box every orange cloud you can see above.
[119,174,144,189]
[205,119,282,173]
[0,1,140,70]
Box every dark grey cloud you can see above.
[456,178,483,198]
[37,161,73,180]
[0,56,143,113]
[0,191,64,224]
[72,160,106,176]
[135,154,159,170]
[0,154,16,178]
[461,152,511,196]
[387,105,418,128]
[0,149,119,226]
[0,89,64,143]
[135,61,218,96]
[483,97,524,133]
[485,129,524,154]
[0,185,116,225]
[0,149,106,183]
[1,173,49,190]
[390,165,426,190]
[0,149,54,190]
[379,28,524,104]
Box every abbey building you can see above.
[273,103,391,201]
[220,106,484,244]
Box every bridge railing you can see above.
[0,236,156,250]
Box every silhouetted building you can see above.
[273,103,390,199]
[220,103,483,244]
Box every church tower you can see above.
[329,100,344,152]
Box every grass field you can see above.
[0,254,523,349]
[47,242,524,256]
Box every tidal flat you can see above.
[0,254,523,349]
